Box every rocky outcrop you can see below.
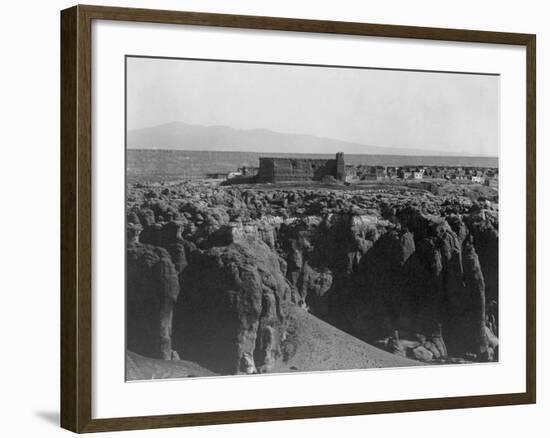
[461,238,491,358]
[126,181,499,368]
[126,243,180,360]
[346,209,492,360]
[173,240,291,374]
[278,213,391,318]
[349,228,417,341]
[465,207,499,337]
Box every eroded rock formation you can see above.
[126,242,180,360]
[173,240,290,374]
[126,180,499,370]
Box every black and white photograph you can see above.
[0,0,543,435]
[125,56,500,380]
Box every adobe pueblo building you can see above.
[258,152,345,183]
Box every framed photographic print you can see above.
[60,4,536,433]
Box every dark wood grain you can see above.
[79,392,534,433]
[60,5,78,432]
[61,5,94,431]
[525,34,536,404]
[60,4,537,433]
[79,4,534,45]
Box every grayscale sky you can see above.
[126,57,499,156]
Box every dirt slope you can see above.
[126,350,216,380]
[127,306,421,381]
[272,306,421,374]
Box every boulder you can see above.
[126,242,180,360]
[411,345,434,361]
[174,240,290,374]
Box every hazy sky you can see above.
[127,57,499,156]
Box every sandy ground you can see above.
[127,306,420,381]
[271,306,421,374]
[126,351,216,380]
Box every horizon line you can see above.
[127,148,498,159]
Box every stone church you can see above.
[257,152,345,183]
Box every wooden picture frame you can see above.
[61,4,536,433]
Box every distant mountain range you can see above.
[127,121,479,157]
